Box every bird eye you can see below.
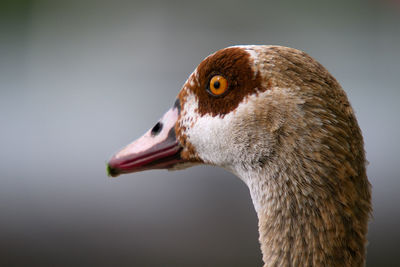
[208,75,228,96]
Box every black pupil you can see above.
[213,81,220,89]
[151,122,163,136]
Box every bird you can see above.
[107,45,371,266]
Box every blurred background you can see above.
[1,0,399,266]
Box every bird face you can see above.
[107,45,333,177]
[107,46,270,176]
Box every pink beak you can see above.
[107,100,184,177]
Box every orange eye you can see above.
[209,75,228,96]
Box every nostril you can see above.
[151,122,163,136]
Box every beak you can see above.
[107,100,184,177]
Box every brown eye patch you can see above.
[190,47,263,117]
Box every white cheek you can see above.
[181,90,278,168]
[189,113,236,166]
[181,92,236,166]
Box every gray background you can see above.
[1,0,399,266]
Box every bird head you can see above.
[107,45,353,181]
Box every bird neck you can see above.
[236,164,368,267]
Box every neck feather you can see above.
[235,161,370,267]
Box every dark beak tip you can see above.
[106,163,120,178]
